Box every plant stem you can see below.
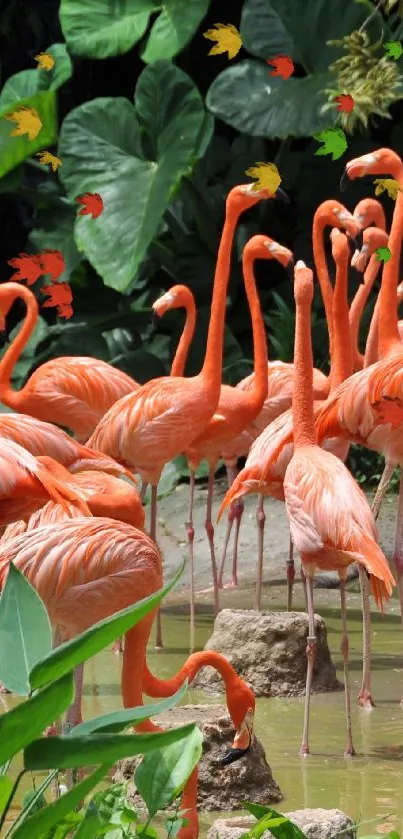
[359,0,385,32]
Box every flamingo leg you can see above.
[286,537,295,611]
[339,576,356,756]
[113,481,149,656]
[371,462,395,521]
[357,565,375,709]
[65,664,84,729]
[149,485,163,650]
[392,473,403,624]
[300,564,308,610]
[186,471,196,653]
[255,494,265,610]
[230,498,244,587]
[205,468,220,615]
[140,481,149,503]
[218,463,237,589]
[300,571,316,756]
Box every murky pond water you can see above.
[3,593,403,837]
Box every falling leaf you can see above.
[384,41,403,60]
[373,177,403,200]
[4,106,42,141]
[313,128,348,161]
[36,151,62,172]
[7,253,42,286]
[40,281,73,320]
[334,93,355,113]
[267,55,294,80]
[203,23,242,60]
[34,52,55,71]
[375,246,392,263]
[76,192,104,219]
[37,249,66,281]
[245,162,282,194]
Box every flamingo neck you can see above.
[331,251,353,389]
[0,284,38,408]
[349,255,382,370]
[378,172,403,358]
[237,250,268,416]
[312,216,334,370]
[170,298,196,377]
[293,295,316,448]
[142,650,241,697]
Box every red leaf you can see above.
[267,55,294,80]
[76,192,104,219]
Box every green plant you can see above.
[0,560,203,837]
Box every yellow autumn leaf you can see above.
[36,150,62,172]
[35,52,55,71]
[373,177,403,200]
[4,106,42,141]
[245,162,282,194]
[203,23,242,60]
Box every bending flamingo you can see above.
[0,283,140,441]
[0,517,256,839]
[284,260,394,756]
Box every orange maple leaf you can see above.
[76,192,104,219]
[334,94,355,113]
[267,55,294,80]
[7,252,42,286]
[40,281,73,320]
[37,249,66,281]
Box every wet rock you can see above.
[113,704,282,812]
[193,610,342,697]
[207,808,355,839]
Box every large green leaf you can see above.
[240,0,295,61]
[0,565,52,695]
[58,62,206,291]
[0,44,73,110]
[206,61,336,139]
[24,723,198,768]
[0,673,73,765]
[11,763,110,839]
[60,0,157,58]
[0,90,57,179]
[29,205,82,284]
[70,681,188,736]
[135,726,203,816]
[141,0,212,63]
[29,562,184,690]
[0,776,13,811]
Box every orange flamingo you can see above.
[350,199,387,371]
[87,183,284,650]
[0,517,256,839]
[152,285,196,378]
[218,229,354,608]
[0,283,140,441]
[283,260,394,756]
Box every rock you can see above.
[314,564,359,588]
[193,610,342,697]
[113,704,282,812]
[207,808,355,839]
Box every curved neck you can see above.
[312,216,334,367]
[0,285,38,407]
[378,174,403,357]
[142,651,240,698]
[200,213,238,395]
[293,294,316,448]
[364,295,381,367]
[331,251,353,389]
[349,255,381,370]
[238,251,268,414]
[170,298,196,377]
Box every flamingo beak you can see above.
[218,709,254,766]
[274,185,290,203]
[286,255,295,279]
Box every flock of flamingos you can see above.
[2,146,403,837]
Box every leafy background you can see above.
[0,0,402,488]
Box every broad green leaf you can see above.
[58,62,206,291]
[30,562,184,690]
[110,350,166,382]
[0,564,52,694]
[70,681,188,736]
[141,0,212,63]
[60,0,157,58]
[0,775,13,811]
[242,806,310,839]
[241,0,294,61]
[0,44,73,110]
[74,802,102,838]
[135,725,203,816]
[0,673,73,764]
[24,723,198,769]
[29,205,81,284]
[6,770,58,835]
[11,763,110,839]
[206,61,336,139]
[0,91,57,179]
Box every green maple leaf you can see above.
[375,246,392,263]
[313,128,347,161]
[384,40,403,60]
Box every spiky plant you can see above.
[321,29,403,132]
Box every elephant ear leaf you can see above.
[58,62,208,292]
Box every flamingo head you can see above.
[152,285,190,318]
[352,226,389,273]
[341,149,403,190]
[243,235,294,272]
[293,260,314,305]
[353,197,385,231]
[228,182,289,213]
[330,227,350,264]
[219,678,255,766]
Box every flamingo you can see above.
[0,517,256,839]
[218,229,354,608]
[350,198,387,371]
[152,285,196,379]
[87,183,286,650]
[283,260,394,756]
[0,283,140,442]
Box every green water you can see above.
[3,598,403,837]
